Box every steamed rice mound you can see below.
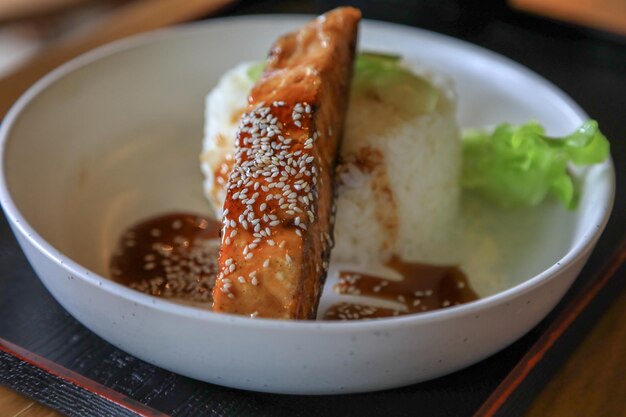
[201,61,461,266]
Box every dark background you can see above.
[1,1,624,416]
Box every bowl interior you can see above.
[2,19,613,304]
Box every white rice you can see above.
[200,60,461,266]
[200,62,256,214]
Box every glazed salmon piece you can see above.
[212,7,361,319]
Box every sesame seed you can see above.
[220,102,322,250]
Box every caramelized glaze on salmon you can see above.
[212,7,361,319]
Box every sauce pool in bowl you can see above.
[110,212,478,319]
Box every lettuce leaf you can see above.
[246,60,266,81]
[247,52,439,116]
[353,52,439,115]
[461,120,610,209]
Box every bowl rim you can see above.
[0,15,616,332]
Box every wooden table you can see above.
[525,285,626,417]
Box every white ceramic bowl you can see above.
[0,16,614,394]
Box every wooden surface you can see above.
[524,282,626,417]
[0,0,234,118]
[0,0,91,21]
[1,282,624,416]
[0,385,59,417]
[511,0,626,36]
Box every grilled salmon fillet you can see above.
[212,7,361,319]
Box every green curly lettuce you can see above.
[461,120,610,209]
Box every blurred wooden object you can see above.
[0,0,233,119]
[0,0,91,21]
[524,283,626,417]
[0,385,61,416]
[511,0,626,36]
